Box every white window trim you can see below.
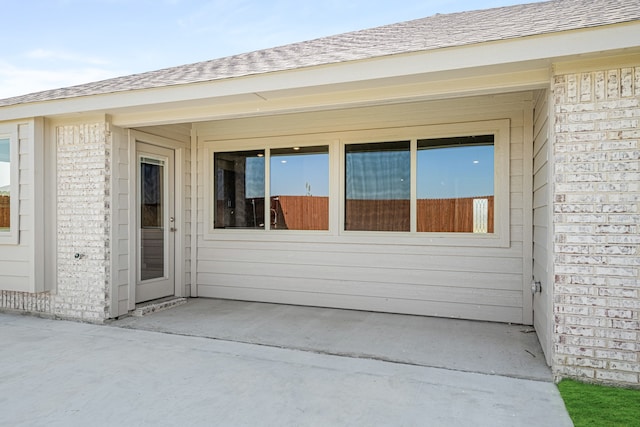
[339,119,510,247]
[204,135,337,236]
[203,119,510,248]
[0,124,19,245]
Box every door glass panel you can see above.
[140,157,165,281]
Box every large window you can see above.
[213,145,329,231]
[417,135,494,233]
[207,119,508,245]
[270,146,329,230]
[345,141,410,231]
[345,136,494,234]
[214,150,265,229]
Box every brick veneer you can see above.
[553,67,640,386]
[0,123,112,322]
[53,123,112,322]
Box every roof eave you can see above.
[1,21,639,124]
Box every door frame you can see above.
[136,143,175,302]
[128,130,186,310]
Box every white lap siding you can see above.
[112,124,131,317]
[0,119,51,313]
[532,89,553,364]
[195,92,534,324]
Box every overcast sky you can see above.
[0,0,544,99]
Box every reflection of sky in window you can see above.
[418,145,493,199]
[271,153,328,196]
[0,164,9,189]
[245,156,265,198]
[346,150,410,200]
[0,139,10,189]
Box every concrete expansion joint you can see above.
[112,323,552,384]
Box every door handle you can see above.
[170,227,177,232]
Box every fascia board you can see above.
[111,68,551,127]
[0,21,638,122]
[553,52,640,74]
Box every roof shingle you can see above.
[1,0,638,108]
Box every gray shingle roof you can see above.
[1,0,638,108]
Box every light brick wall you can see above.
[1,291,52,314]
[53,123,112,322]
[553,67,640,387]
[0,122,113,322]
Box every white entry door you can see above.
[136,143,175,303]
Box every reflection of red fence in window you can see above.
[0,195,9,229]
[230,195,493,232]
[271,196,328,230]
[345,199,410,231]
[418,196,494,233]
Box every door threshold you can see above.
[132,297,187,317]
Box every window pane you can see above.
[140,159,165,281]
[0,138,10,233]
[214,150,265,229]
[417,135,494,233]
[270,146,329,230]
[141,160,164,228]
[345,141,410,231]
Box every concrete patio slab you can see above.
[0,312,571,427]
[112,298,552,381]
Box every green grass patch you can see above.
[558,379,640,427]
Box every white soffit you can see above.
[111,68,550,127]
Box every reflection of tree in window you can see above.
[0,138,11,231]
[141,162,163,228]
[270,146,329,230]
[140,158,165,281]
[214,150,265,229]
[345,141,410,231]
[417,135,494,233]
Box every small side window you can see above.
[0,138,10,232]
[0,130,18,244]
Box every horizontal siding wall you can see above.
[0,120,52,313]
[532,89,553,364]
[195,93,533,324]
[112,125,130,317]
[182,131,193,296]
[0,122,36,293]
